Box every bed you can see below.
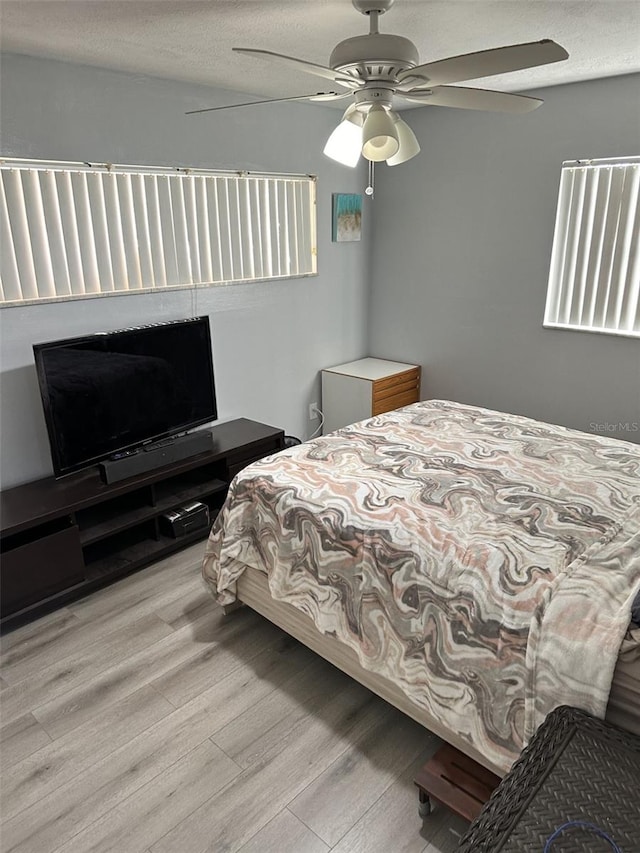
[202,399,640,776]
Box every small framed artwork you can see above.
[332,193,362,242]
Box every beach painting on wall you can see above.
[332,193,362,242]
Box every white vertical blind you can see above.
[544,157,640,338]
[0,160,317,306]
[57,171,87,295]
[71,172,101,294]
[22,168,57,298]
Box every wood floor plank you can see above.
[211,653,346,768]
[331,746,442,853]
[153,587,216,631]
[54,740,240,853]
[0,609,81,662]
[31,608,232,738]
[150,683,389,853]
[3,720,230,853]
[0,613,174,725]
[68,546,204,623]
[151,607,287,708]
[2,639,312,853]
[172,631,315,738]
[288,707,431,846]
[0,712,52,769]
[420,810,470,853]
[1,552,202,684]
[1,685,173,822]
[237,808,329,853]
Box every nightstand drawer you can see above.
[373,367,420,395]
[373,388,420,416]
[373,372,420,404]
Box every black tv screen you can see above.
[34,316,217,477]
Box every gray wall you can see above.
[0,53,371,488]
[2,57,639,490]
[369,73,640,441]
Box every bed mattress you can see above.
[203,400,640,771]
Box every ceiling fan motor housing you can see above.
[354,87,394,110]
[330,33,419,83]
[352,0,396,14]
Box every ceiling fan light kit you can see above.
[386,115,420,166]
[323,115,363,167]
[362,104,399,161]
[324,101,420,168]
[190,0,569,169]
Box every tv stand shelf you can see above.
[76,476,227,546]
[0,419,284,632]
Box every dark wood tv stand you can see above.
[0,419,284,632]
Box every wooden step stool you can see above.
[413,744,501,822]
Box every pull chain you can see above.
[365,160,375,198]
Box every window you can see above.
[543,157,639,339]
[0,159,317,306]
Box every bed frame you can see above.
[235,565,507,777]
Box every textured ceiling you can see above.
[2,0,640,108]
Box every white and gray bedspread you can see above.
[203,400,640,772]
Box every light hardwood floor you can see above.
[0,544,469,853]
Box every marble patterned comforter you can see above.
[202,400,640,771]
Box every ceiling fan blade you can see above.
[399,86,543,113]
[309,92,353,102]
[397,40,568,87]
[233,48,360,88]
[186,92,348,115]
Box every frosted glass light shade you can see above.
[386,117,420,165]
[323,117,362,167]
[361,105,399,162]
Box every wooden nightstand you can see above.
[321,357,421,434]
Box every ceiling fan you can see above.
[187,0,569,167]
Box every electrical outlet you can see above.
[309,402,320,421]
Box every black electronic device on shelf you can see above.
[160,501,211,539]
[33,316,217,478]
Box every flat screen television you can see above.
[33,316,217,478]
